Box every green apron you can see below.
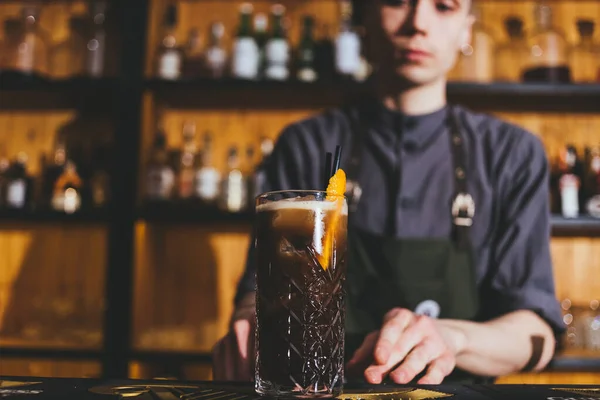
[342,105,488,383]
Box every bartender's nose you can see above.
[402,0,433,36]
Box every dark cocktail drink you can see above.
[254,191,348,398]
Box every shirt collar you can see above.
[371,102,449,150]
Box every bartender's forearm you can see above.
[437,310,556,377]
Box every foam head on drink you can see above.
[254,194,347,397]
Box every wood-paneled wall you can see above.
[0,224,106,349]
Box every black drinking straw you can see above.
[332,145,342,175]
[323,152,333,190]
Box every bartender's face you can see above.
[368,0,474,85]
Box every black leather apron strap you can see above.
[448,107,475,251]
[343,106,367,213]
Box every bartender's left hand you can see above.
[346,308,466,385]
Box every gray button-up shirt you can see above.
[237,101,564,335]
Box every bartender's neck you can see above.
[378,77,447,116]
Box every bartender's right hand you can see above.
[212,292,256,382]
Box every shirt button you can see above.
[403,141,417,152]
[400,197,416,209]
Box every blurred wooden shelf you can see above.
[0,208,110,224]
[549,348,600,372]
[0,338,102,360]
[551,215,600,237]
[137,206,600,237]
[137,202,253,225]
[0,72,118,110]
[129,350,212,364]
[146,78,600,112]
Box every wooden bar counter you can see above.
[2,376,600,399]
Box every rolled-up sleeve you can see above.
[482,131,565,337]
[234,124,311,304]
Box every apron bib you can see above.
[342,105,485,383]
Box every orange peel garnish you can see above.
[318,169,346,271]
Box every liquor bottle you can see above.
[194,132,221,205]
[523,3,571,83]
[586,146,600,218]
[177,121,198,200]
[42,134,68,208]
[557,145,582,218]
[335,0,361,79]
[86,0,108,78]
[146,126,175,201]
[316,23,336,82]
[249,137,274,205]
[205,22,227,79]
[244,144,256,207]
[50,14,87,78]
[5,153,31,210]
[51,160,83,214]
[570,20,599,83]
[220,146,247,213]
[232,3,259,80]
[13,5,49,76]
[455,4,494,82]
[265,4,289,81]
[89,146,110,208]
[1,18,23,72]
[254,13,268,79]
[156,3,182,80]
[0,156,8,209]
[182,28,203,77]
[495,16,529,82]
[297,16,317,82]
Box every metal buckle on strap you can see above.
[452,193,475,227]
[346,180,363,212]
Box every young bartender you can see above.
[213,0,565,384]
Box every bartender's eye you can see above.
[436,0,458,12]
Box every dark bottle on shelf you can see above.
[86,0,108,78]
[315,23,335,82]
[585,146,600,218]
[245,144,256,208]
[6,152,32,210]
[495,16,528,82]
[89,146,110,209]
[177,121,198,200]
[265,4,290,81]
[296,16,317,83]
[42,134,67,209]
[182,28,204,78]
[254,13,268,80]
[570,19,599,83]
[0,156,9,209]
[522,3,571,83]
[156,3,182,80]
[51,160,83,214]
[145,126,175,201]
